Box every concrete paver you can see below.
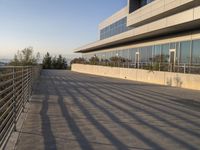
[15,70,200,150]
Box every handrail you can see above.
[0,66,42,149]
[0,66,32,68]
[76,62,200,74]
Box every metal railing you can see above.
[78,61,200,74]
[0,66,41,149]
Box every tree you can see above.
[61,56,67,69]
[10,47,39,66]
[42,53,67,69]
[42,52,52,69]
[56,55,63,69]
[51,56,57,69]
[110,56,126,63]
[57,55,67,69]
[70,57,86,64]
[89,56,99,65]
[36,52,41,64]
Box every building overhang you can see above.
[75,5,200,53]
[127,0,200,27]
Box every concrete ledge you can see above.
[72,64,200,90]
[4,103,30,150]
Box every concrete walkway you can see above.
[15,70,200,150]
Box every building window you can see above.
[129,48,136,63]
[129,0,155,13]
[141,0,147,7]
[147,46,153,63]
[180,41,191,64]
[192,40,200,65]
[83,39,200,69]
[161,44,170,63]
[140,47,148,63]
[153,45,161,63]
[100,17,132,40]
[170,43,176,49]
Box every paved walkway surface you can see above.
[15,70,200,150]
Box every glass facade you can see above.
[180,41,191,64]
[83,39,200,68]
[141,0,154,6]
[129,0,155,13]
[147,0,155,4]
[100,17,132,40]
[192,40,200,64]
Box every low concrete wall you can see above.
[72,64,200,90]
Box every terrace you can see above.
[1,68,200,150]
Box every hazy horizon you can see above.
[0,0,126,60]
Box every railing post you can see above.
[29,67,33,101]
[170,63,172,72]
[184,64,186,74]
[22,67,25,112]
[27,67,29,102]
[30,67,32,100]
[159,63,161,71]
[12,67,17,131]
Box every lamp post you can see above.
[116,53,119,67]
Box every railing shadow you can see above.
[39,72,57,150]
[88,87,199,149]
[62,72,200,150]
[49,75,94,150]
[33,70,200,150]
[101,83,200,128]
[67,74,200,119]
[52,77,130,150]
[62,77,164,150]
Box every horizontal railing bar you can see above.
[14,75,23,81]
[0,101,14,122]
[0,65,41,149]
[0,123,14,149]
[0,92,14,104]
[0,79,13,87]
[0,97,14,112]
[15,83,22,89]
[16,107,23,122]
[0,66,32,68]
[23,78,29,85]
[0,85,13,96]
[15,87,22,95]
[15,94,23,103]
[0,114,14,134]
[16,106,23,118]
[0,118,15,143]
[23,83,29,89]
[14,70,23,74]
[16,99,23,108]
[0,72,14,78]
[0,111,14,131]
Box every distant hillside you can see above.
[0,62,6,66]
[0,59,11,63]
[0,59,10,66]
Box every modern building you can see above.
[75,0,200,73]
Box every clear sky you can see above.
[0,0,127,59]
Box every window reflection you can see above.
[100,17,132,40]
[84,39,200,69]
[180,41,191,64]
[192,40,200,64]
